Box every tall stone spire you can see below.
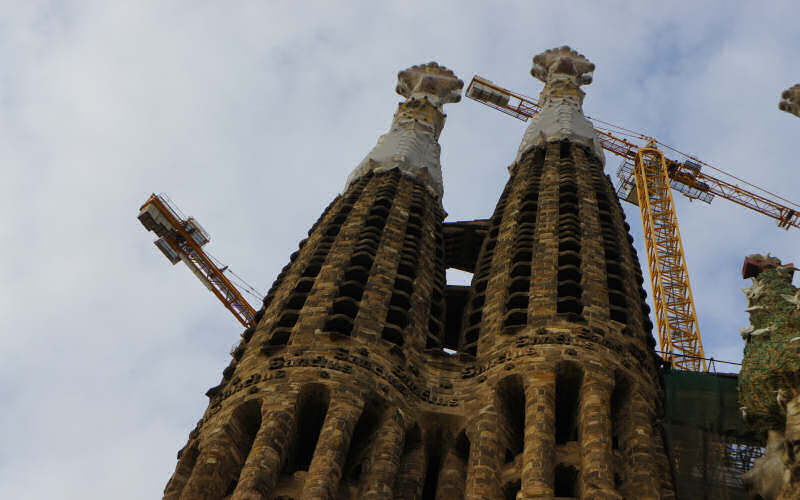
[516,46,605,164]
[345,62,463,201]
[161,52,681,500]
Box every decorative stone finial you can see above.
[531,45,596,86]
[742,253,795,280]
[345,62,463,201]
[516,46,605,163]
[396,62,463,109]
[780,84,800,118]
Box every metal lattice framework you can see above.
[138,194,256,328]
[465,75,800,370]
[635,143,705,371]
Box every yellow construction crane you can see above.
[466,75,800,371]
[138,193,258,328]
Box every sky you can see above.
[1,1,799,498]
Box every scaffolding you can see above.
[662,370,764,499]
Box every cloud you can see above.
[1,1,798,497]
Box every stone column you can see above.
[652,427,677,500]
[350,174,408,340]
[301,398,364,500]
[579,371,617,500]
[163,442,199,500]
[179,428,242,500]
[393,439,426,500]
[464,407,503,500]
[359,410,406,500]
[521,371,556,499]
[435,449,468,500]
[622,391,659,499]
[529,144,560,320]
[232,401,297,499]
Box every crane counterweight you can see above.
[138,193,257,328]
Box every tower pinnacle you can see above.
[517,46,605,163]
[163,53,676,500]
[780,84,800,118]
[345,62,463,201]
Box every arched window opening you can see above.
[284,385,329,474]
[611,375,631,451]
[422,429,443,500]
[555,364,583,444]
[554,464,578,498]
[342,403,383,484]
[498,375,525,459]
[222,399,262,494]
[392,425,424,500]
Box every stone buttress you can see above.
[163,48,677,500]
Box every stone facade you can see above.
[739,254,800,500]
[163,49,675,499]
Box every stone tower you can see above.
[738,254,800,499]
[163,48,675,500]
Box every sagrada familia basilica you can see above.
[155,46,800,499]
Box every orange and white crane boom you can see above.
[138,194,257,327]
[467,76,800,229]
[466,75,800,371]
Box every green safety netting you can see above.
[661,370,763,500]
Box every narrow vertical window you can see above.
[555,364,582,444]
[224,400,262,494]
[498,375,525,461]
[285,385,330,473]
[610,375,630,452]
[342,404,381,484]
[422,430,443,500]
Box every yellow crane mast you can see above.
[466,75,800,371]
[634,143,705,370]
[138,193,257,328]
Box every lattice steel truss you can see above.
[138,194,256,328]
[465,75,800,371]
[634,143,705,371]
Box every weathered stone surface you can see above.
[517,46,605,164]
[346,62,463,201]
[163,51,673,500]
[780,84,800,118]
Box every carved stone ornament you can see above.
[739,253,800,499]
[396,62,463,111]
[345,62,463,201]
[517,46,605,163]
[780,84,800,118]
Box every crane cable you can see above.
[204,249,265,303]
[586,113,800,211]
[508,83,800,210]
[653,139,800,211]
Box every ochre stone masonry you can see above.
[164,50,676,499]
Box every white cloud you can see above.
[1,1,799,497]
